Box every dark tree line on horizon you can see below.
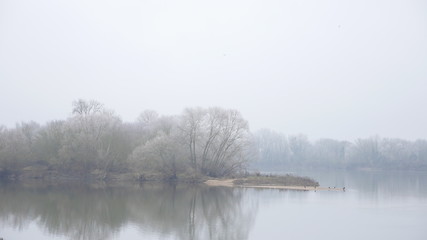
[1,100,426,181]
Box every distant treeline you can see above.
[254,129,427,170]
[1,100,426,181]
[0,100,254,180]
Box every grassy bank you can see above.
[234,174,319,187]
[1,166,321,191]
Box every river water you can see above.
[1,170,426,240]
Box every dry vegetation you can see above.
[233,173,319,187]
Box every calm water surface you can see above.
[1,170,426,240]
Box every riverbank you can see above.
[205,179,343,191]
[1,167,327,191]
[202,174,338,191]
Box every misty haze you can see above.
[1,0,426,240]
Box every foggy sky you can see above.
[1,0,426,140]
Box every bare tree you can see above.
[72,99,103,116]
[288,134,311,164]
[60,100,123,178]
[129,118,186,180]
[137,110,159,125]
[179,107,252,177]
[179,108,205,174]
[254,129,291,167]
[347,136,381,168]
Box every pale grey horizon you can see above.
[1,0,426,141]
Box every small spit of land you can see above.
[0,168,341,192]
[204,174,342,191]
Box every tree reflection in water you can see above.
[0,182,257,240]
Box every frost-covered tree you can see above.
[179,107,253,177]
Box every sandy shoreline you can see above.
[204,179,236,187]
[204,179,344,191]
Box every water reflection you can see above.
[345,171,427,200]
[0,183,257,240]
[2,171,426,240]
[271,169,427,200]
